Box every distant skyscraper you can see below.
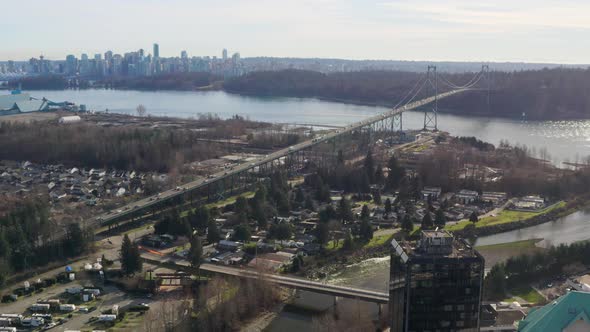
[65,55,77,75]
[222,48,228,60]
[153,43,159,58]
[390,230,484,332]
[181,50,188,59]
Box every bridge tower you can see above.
[482,64,491,114]
[423,65,438,130]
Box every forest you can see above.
[103,72,219,90]
[0,196,92,286]
[0,121,225,172]
[224,68,590,120]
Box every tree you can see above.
[373,190,382,205]
[342,230,355,251]
[295,187,305,203]
[120,234,142,276]
[338,196,353,222]
[469,211,479,224]
[364,149,375,183]
[401,214,414,233]
[485,264,507,299]
[206,220,221,244]
[233,224,251,242]
[188,235,203,274]
[275,223,292,241]
[384,199,392,215]
[434,208,447,227]
[192,206,210,232]
[360,205,370,221]
[359,219,373,242]
[387,155,405,190]
[305,195,315,211]
[136,104,147,117]
[63,223,88,257]
[234,196,248,215]
[316,223,330,248]
[374,165,385,185]
[252,201,267,229]
[421,212,434,230]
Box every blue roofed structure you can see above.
[517,291,590,332]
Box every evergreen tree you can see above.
[342,230,355,251]
[295,187,305,203]
[275,223,292,241]
[364,149,375,183]
[252,201,267,229]
[188,236,203,271]
[304,194,315,211]
[421,212,434,230]
[193,206,210,232]
[359,219,373,242]
[435,208,447,227]
[387,155,405,190]
[374,165,385,185]
[401,214,414,233]
[360,205,370,221]
[373,190,382,205]
[338,196,353,222]
[485,264,507,299]
[469,211,479,224]
[206,220,221,244]
[235,196,249,215]
[120,234,141,275]
[233,224,251,242]
[384,198,392,215]
[315,222,330,248]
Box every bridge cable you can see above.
[391,74,427,110]
[438,70,484,90]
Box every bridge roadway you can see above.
[96,89,465,227]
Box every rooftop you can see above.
[518,291,590,332]
[391,229,479,262]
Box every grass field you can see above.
[364,234,394,248]
[504,285,545,304]
[475,239,542,250]
[446,201,566,231]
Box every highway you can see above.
[96,89,465,227]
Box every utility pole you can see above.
[424,65,438,131]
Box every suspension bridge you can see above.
[95,65,491,229]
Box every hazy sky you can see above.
[2,0,589,63]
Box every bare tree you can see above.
[136,104,147,117]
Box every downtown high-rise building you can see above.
[389,230,484,332]
[153,43,159,59]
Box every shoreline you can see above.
[9,87,590,122]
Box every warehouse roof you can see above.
[518,291,590,332]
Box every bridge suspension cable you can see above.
[438,70,484,90]
[392,74,427,110]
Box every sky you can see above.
[1,0,589,63]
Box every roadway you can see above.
[96,89,465,227]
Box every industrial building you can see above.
[389,230,485,332]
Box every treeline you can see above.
[485,240,590,300]
[0,122,226,172]
[224,68,590,120]
[103,72,219,91]
[8,75,68,90]
[0,197,92,286]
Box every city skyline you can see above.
[2,0,590,64]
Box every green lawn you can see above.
[504,285,545,304]
[475,239,542,250]
[364,234,394,248]
[446,201,565,231]
[326,239,344,251]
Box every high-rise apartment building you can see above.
[389,230,484,332]
[222,48,228,60]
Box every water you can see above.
[23,89,590,329]
[27,89,590,165]
[473,208,590,248]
